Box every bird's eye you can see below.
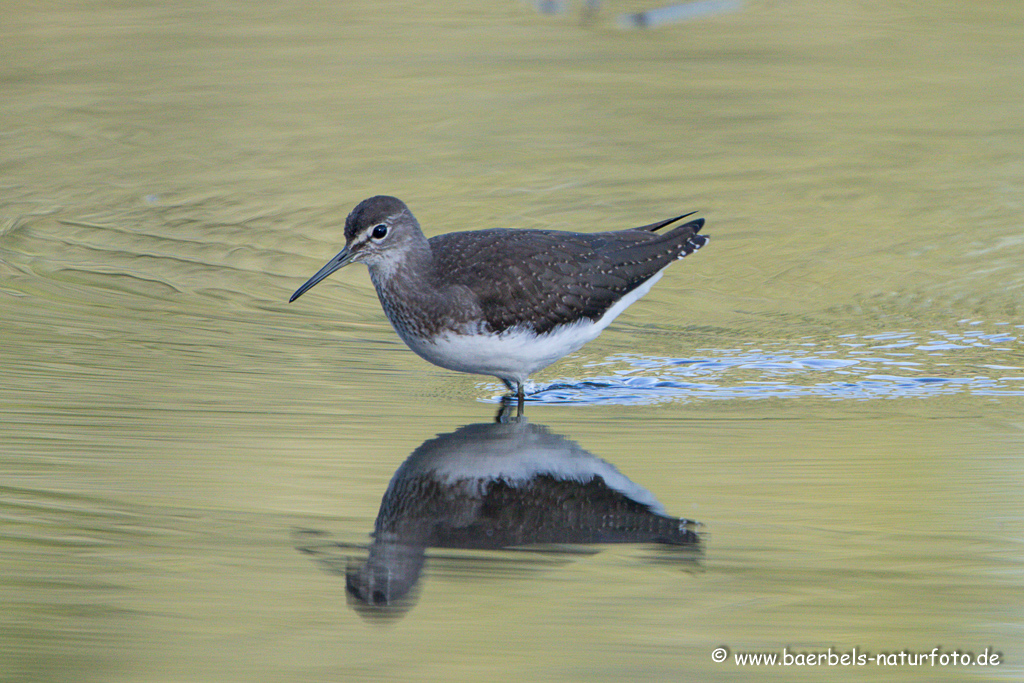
[371,224,388,240]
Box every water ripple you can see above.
[485,326,1024,405]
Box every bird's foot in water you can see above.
[496,380,527,423]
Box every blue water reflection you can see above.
[492,327,1024,405]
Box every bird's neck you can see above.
[367,237,434,288]
[368,239,442,322]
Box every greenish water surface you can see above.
[2,1,1022,681]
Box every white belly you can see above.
[397,270,666,383]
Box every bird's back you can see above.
[428,217,706,335]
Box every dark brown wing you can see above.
[429,217,706,335]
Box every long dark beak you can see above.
[289,246,355,302]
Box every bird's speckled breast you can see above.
[370,263,481,340]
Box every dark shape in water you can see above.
[298,420,701,617]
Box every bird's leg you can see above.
[496,379,526,421]
[495,400,515,423]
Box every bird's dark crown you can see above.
[345,195,411,241]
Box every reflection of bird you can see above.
[289,196,707,412]
[334,420,701,612]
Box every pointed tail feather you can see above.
[632,211,699,233]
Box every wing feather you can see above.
[428,218,705,335]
